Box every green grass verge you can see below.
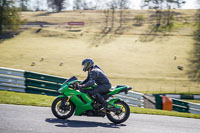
[0,90,55,107]
[1,90,200,119]
[142,91,200,95]
[183,100,200,104]
[130,107,200,119]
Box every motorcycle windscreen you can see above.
[63,76,78,84]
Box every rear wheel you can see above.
[106,100,130,124]
[51,97,75,119]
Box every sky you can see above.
[28,0,200,11]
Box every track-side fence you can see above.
[0,67,25,92]
[155,95,200,114]
[115,91,144,107]
[0,67,66,96]
[24,71,66,96]
[1,67,199,114]
[0,67,144,107]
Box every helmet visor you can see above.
[82,64,87,72]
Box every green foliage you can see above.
[18,0,29,11]
[194,13,200,41]
[0,0,22,34]
[156,22,186,32]
[142,0,185,33]
[133,15,145,26]
[155,10,176,32]
[142,91,200,95]
[47,0,65,12]
[172,22,186,28]
[183,100,200,104]
[157,23,174,32]
[143,0,186,9]
[187,12,200,82]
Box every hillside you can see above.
[0,9,199,93]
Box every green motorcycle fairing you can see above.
[59,80,94,115]
[57,95,66,98]
[107,86,127,95]
[108,98,121,109]
[57,78,129,116]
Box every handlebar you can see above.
[68,81,81,90]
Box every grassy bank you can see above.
[0,90,200,119]
[0,10,200,93]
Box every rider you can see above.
[77,58,111,109]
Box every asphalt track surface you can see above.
[0,104,200,133]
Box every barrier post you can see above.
[155,94,162,109]
[162,96,173,111]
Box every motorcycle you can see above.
[51,76,132,124]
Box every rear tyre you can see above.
[51,97,75,119]
[106,100,130,124]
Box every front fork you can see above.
[58,95,71,110]
[60,98,67,107]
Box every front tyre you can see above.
[51,97,75,119]
[106,100,130,124]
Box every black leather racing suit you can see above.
[80,65,111,105]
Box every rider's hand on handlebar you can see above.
[75,84,82,90]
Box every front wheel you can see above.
[51,97,75,119]
[106,100,130,124]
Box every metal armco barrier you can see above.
[189,103,200,114]
[0,67,25,92]
[155,95,200,114]
[0,67,144,107]
[154,94,200,100]
[0,67,66,96]
[172,99,200,114]
[115,91,144,107]
[24,71,66,96]
[24,71,66,83]
[172,99,189,113]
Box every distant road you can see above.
[0,104,199,133]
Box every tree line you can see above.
[26,0,131,12]
[0,0,188,37]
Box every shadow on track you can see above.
[45,118,126,128]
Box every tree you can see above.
[18,0,29,11]
[93,0,104,9]
[35,0,41,11]
[187,9,200,82]
[117,0,129,28]
[0,0,22,35]
[142,0,185,9]
[91,0,130,46]
[47,0,66,12]
[142,0,185,32]
[73,0,89,10]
